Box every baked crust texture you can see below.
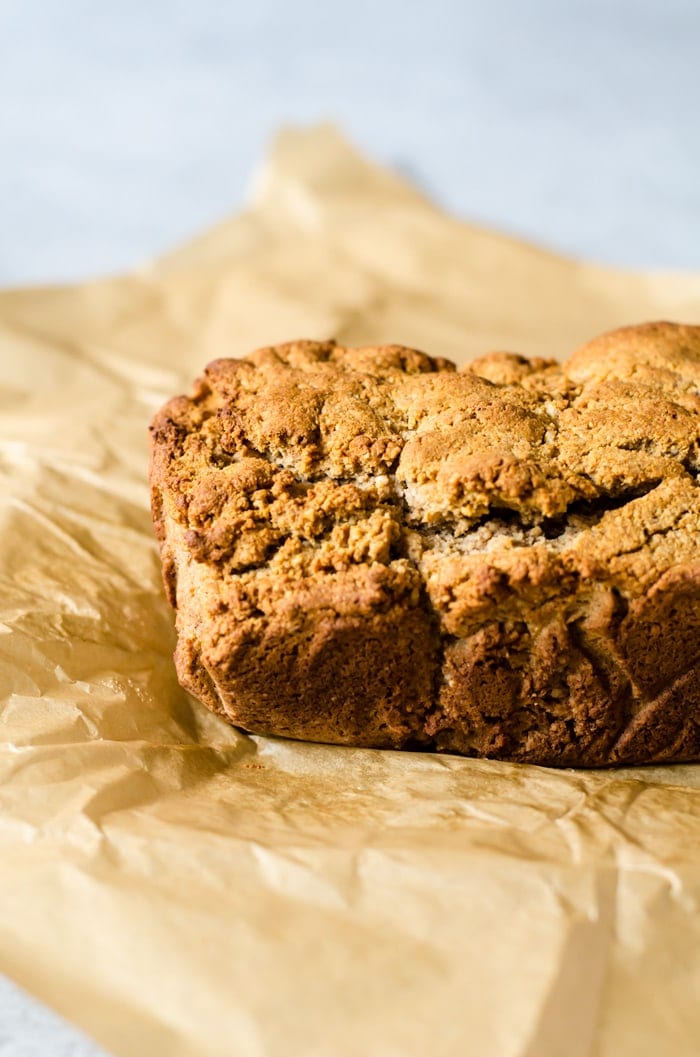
[149,323,700,766]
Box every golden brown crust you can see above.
[149,322,700,766]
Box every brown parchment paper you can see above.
[1,125,700,1057]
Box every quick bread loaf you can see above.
[149,322,700,766]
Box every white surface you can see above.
[0,975,107,1057]
[1,0,700,286]
[1,2,699,1056]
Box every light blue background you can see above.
[1,0,699,287]
[0,1,698,1054]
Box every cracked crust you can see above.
[149,323,700,767]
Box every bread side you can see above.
[149,325,700,766]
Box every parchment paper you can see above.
[1,125,699,1057]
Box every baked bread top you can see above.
[152,321,700,614]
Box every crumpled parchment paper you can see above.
[0,125,699,1057]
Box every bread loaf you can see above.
[149,322,700,766]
